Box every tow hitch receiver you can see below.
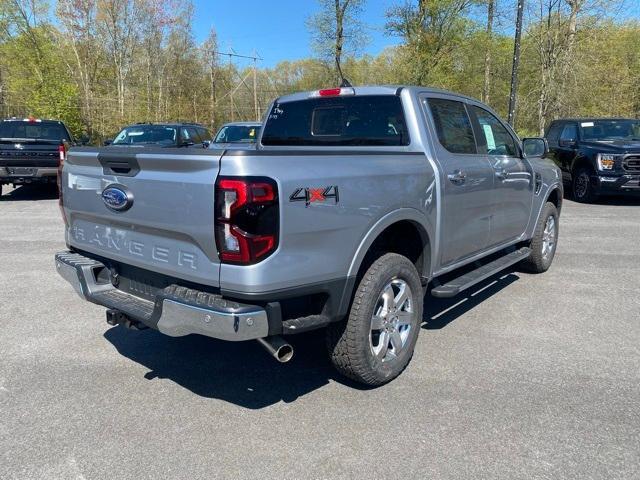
[106,309,148,330]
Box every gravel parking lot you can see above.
[1,184,639,480]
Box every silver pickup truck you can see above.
[55,86,562,386]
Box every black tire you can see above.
[572,167,598,203]
[520,202,559,273]
[326,253,423,386]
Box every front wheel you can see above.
[520,202,559,273]
[326,253,423,386]
[572,167,598,203]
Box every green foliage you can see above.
[0,0,637,142]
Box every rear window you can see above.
[261,95,410,146]
[0,122,70,141]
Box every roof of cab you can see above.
[274,85,483,104]
[219,121,262,127]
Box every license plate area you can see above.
[7,167,36,176]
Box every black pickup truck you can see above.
[546,118,640,202]
[0,118,73,197]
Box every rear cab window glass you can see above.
[261,95,409,146]
[426,98,476,154]
[0,122,70,141]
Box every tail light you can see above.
[57,143,67,225]
[215,177,279,265]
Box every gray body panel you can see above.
[63,147,223,286]
[61,86,561,300]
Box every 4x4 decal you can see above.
[290,186,339,207]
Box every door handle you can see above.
[447,169,467,185]
[495,168,508,181]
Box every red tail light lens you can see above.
[57,144,67,226]
[215,177,278,265]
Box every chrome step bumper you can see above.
[54,251,269,341]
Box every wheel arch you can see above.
[333,209,433,322]
[347,208,433,282]
[546,185,563,213]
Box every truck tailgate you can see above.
[62,147,223,287]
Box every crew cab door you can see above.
[468,105,533,245]
[422,96,494,267]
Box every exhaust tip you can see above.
[276,344,294,363]
[257,336,294,363]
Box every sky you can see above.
[191,0,640,69]
[191,0,400,68]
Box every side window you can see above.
[471,106,518,156]
[426,98,477,154]
[546,122,563,145]
[181,128,191,144]
[560,124,577,142]
[187,127,201,143]
[199,128,212,141]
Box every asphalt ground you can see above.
[1,184,639,480]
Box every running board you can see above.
[431,247,531,298]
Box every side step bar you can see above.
[431,247,531,298]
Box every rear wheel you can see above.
[572,167,598,203]
[326,253,423,386]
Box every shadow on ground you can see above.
[103,326,363,409]
[423,272,520,330]
[0,184,58,201]
[103,270,522,408]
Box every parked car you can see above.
[0,117,73,197]
[545,118,640,202]
[212,122,261,145]
[105,123,212,148]
[55,86,562,386]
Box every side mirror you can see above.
[103,139,113,146]
[558,138,576,148]
[202,140,211,148]
[522,137,548,158]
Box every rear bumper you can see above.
[596,174,640,195]
[55,250,270,341]
[0,166,57,183]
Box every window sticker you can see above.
[482,124,496,150]
[581,122,594,127]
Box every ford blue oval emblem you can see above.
[101,185,133,212]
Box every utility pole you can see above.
[253,51,258,121]
[212,50,262,122]
[228,53,234,122]
[508,0,525,126]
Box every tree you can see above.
[507,0,524,125]
[96,0,142,119]
[307,0,367,84]
[202,27,219,128]
[386,0,478,85]
[482,0,495,103]
[55,0,101,137]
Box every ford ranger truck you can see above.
[0,118,72,197]
[55,86,562,386]
[545,118,640,202]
